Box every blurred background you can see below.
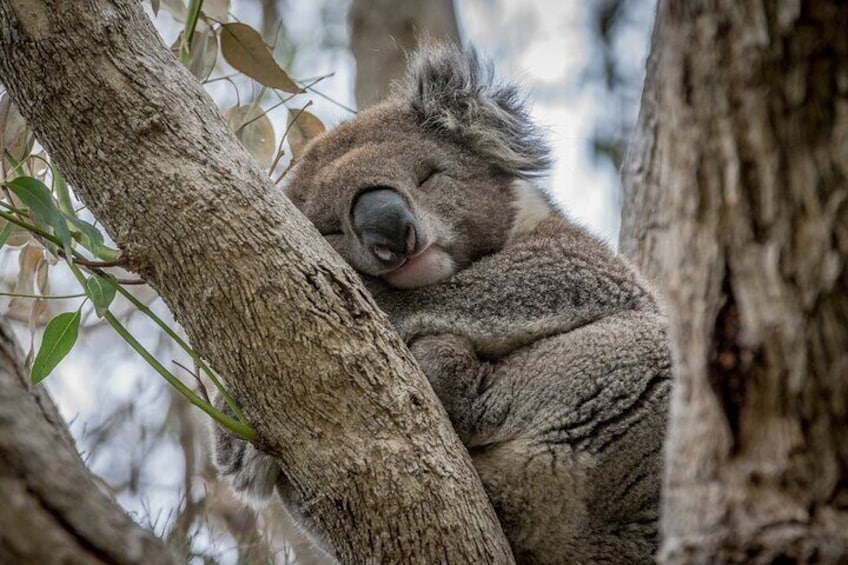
[1,0,656,562]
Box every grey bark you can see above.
[0,319,174,564]
[621,1,848,563]
[0,1,513,563]
[349,0,460,108]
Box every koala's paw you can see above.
[408,333,476,380]
[211,401,280,507]
[409,334,482,442]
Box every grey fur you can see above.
[405,45,553,179]
[213,45,670,564]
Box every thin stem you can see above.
[274,157,298,186]
[0,208,53,241]
[106,310,254,439]
[299,83,356,115]
[0,200,30,215]
[113,284,248,425]
[65,261,253,440]
[0,291,86,300]
[181,0,204,65]
[72,255,127,268]
[173,359,210,404]
[269,100,313,176]
[2,196,251,431]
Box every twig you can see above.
[71,255,127,268]
[273,157,298,187]
[269,100,313,176]
[0,291,86,300]
[174,359,210,405]
[114,277,146,285]
[299,83,356,115]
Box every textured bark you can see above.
[0,1,512,563]
[622,1,848,563]
[0,319,174,564]
[349,0,460,107]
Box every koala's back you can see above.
[471,310,669,564]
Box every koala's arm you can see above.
[376,224,659,358]
[408,334,488,443]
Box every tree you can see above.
[0,316,174,563]
[621,0,848,562]
[349,0,460,108]
[0,1,513,563]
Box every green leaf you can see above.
[0,221,15,248]
[219,23,302,93]
[31,309,80,384]
[52,165,74,216]
[6,176,72,249]
[85,274,117,318]
[67,216,105,255]
[181,0,203,65]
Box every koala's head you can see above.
[286,45,553,289]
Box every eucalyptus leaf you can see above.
[187,23,219,80]
[67,216,105,255]
[160,0,187,21]
[224,105,276,168]
[85,274,117,318]
[0,95,34,165]
[31,309,80,384]
[286,109,326,160]
[201,0,229,22]
[220,23,302,93]
[6,176,72,249]
[0,222,15,248]
[53,165,74,216]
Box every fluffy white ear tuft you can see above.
[405,44,552,179]
[508,180,555,240]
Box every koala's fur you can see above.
[214,45,671,564]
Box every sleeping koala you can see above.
[214,45,671,564]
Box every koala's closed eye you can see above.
[417,169,440,189]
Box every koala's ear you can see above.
[405,44,552,179]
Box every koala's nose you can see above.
[351,188,418,266]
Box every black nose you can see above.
[351,188,417,266]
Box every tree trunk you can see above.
[0,319,174,564]
[0,1,513,563]
[621,1,848,563]
[349,0,460,108]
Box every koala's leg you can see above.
[469,312,669,564]
[408,334,489,444]
[210,394,281,505]
[211,395,338,562]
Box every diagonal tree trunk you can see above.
[0,318,174,564]
[0,1,513,563]
[621,1,848,562]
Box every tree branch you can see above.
[0,318,174,564]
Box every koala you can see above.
[214,45,671,564]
